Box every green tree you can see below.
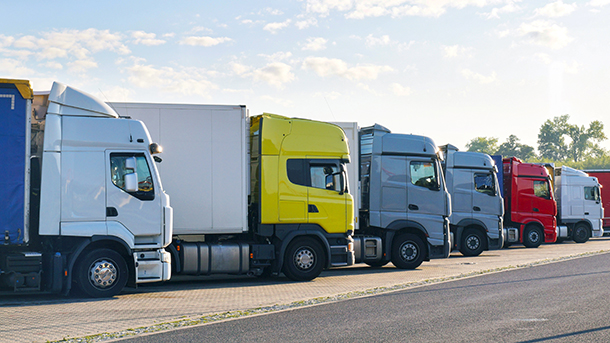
[496,134,535,161]
[538,114,607,162]
[465,137,498,155]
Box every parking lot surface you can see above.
[2,239,610,343]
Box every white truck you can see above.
[441,145,504,256]
[334,122,451,269]
[553,166,604,242]
[0,79,172,297]
[108,103,355,281]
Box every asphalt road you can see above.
[117,252,610,343]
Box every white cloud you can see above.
[263,20,292,34]
[365,34,392,47]
[0,34,15,47]
[305,0,509,19]
[534,1,577,17]
[296,17,319,29]
[588,0,610,6]
[302,37,328,51]
[5,29,130,66]
[231,62,252,75]
[188,26,213,34]
[0,58,34,76]
[179,36,232,46]
[43,61,63,69]
[482,1,523,19]
[259,51,293,61]
[127,63,218,97]
[96,86,133,102]
[264,7,285,15]
[132,31,166,46]
[517,20,573,49]
[251,62,295,88]
[68,59,98,73]
[260,95,293,107]
[390,83,412,96]
[461,69,497,84]
[302,56,393,80]
[442,45,473,58]
[306,0,353,17]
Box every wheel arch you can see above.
[454,219,489,251]
[67,236,133,294]
[277,230,331,272]
[385,220,430,261]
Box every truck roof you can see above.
[361,124,438,157]
[441,144,496,170]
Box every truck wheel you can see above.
[391,233,426,270]
[572,224,590,243]
[283,237,325,281]
[459,228,485,257]
[365,260,389,268]
[523,226,543,248]
[74,248,128,298]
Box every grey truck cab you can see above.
[355,124,452,268]
[441,145,504,256]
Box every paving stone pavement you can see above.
[2,238,610,343]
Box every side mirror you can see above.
[124,173,138,192]
[125,156,137,170]
[124,157,138,192]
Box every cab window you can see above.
[310,164,340,191]
[585,186,600,202]
[110,153,155,201]
[410,161,439,190]
[474,172,496,196]
[533,180,550,199]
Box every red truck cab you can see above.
[503,157,557,247]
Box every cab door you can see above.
[472,171,502,232]
[106,152,162,238]
[406,158,446,246]
[307,160,350,234]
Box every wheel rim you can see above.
[400,242,418,262]
[528,230,540,244]
[294,247,315,271]
[465,234,480,251]
[89,259,118,289]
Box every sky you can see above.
[2,0,610,152]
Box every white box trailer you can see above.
[110,103,249,236]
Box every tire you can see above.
[365,260,390,268]
[391,233,426,270]
[283,237,325,281]
[459,228,485,257]
[572,224,590,243]
[523,226,543,248]
[74,248,128,298]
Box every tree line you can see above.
[465,114,609,169]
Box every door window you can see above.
[110,153,155,201]
[585,186,600,202]
[310,164,340,192]
[474,172,496,196]
[533,180,550,199]
[410,161,439,190]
